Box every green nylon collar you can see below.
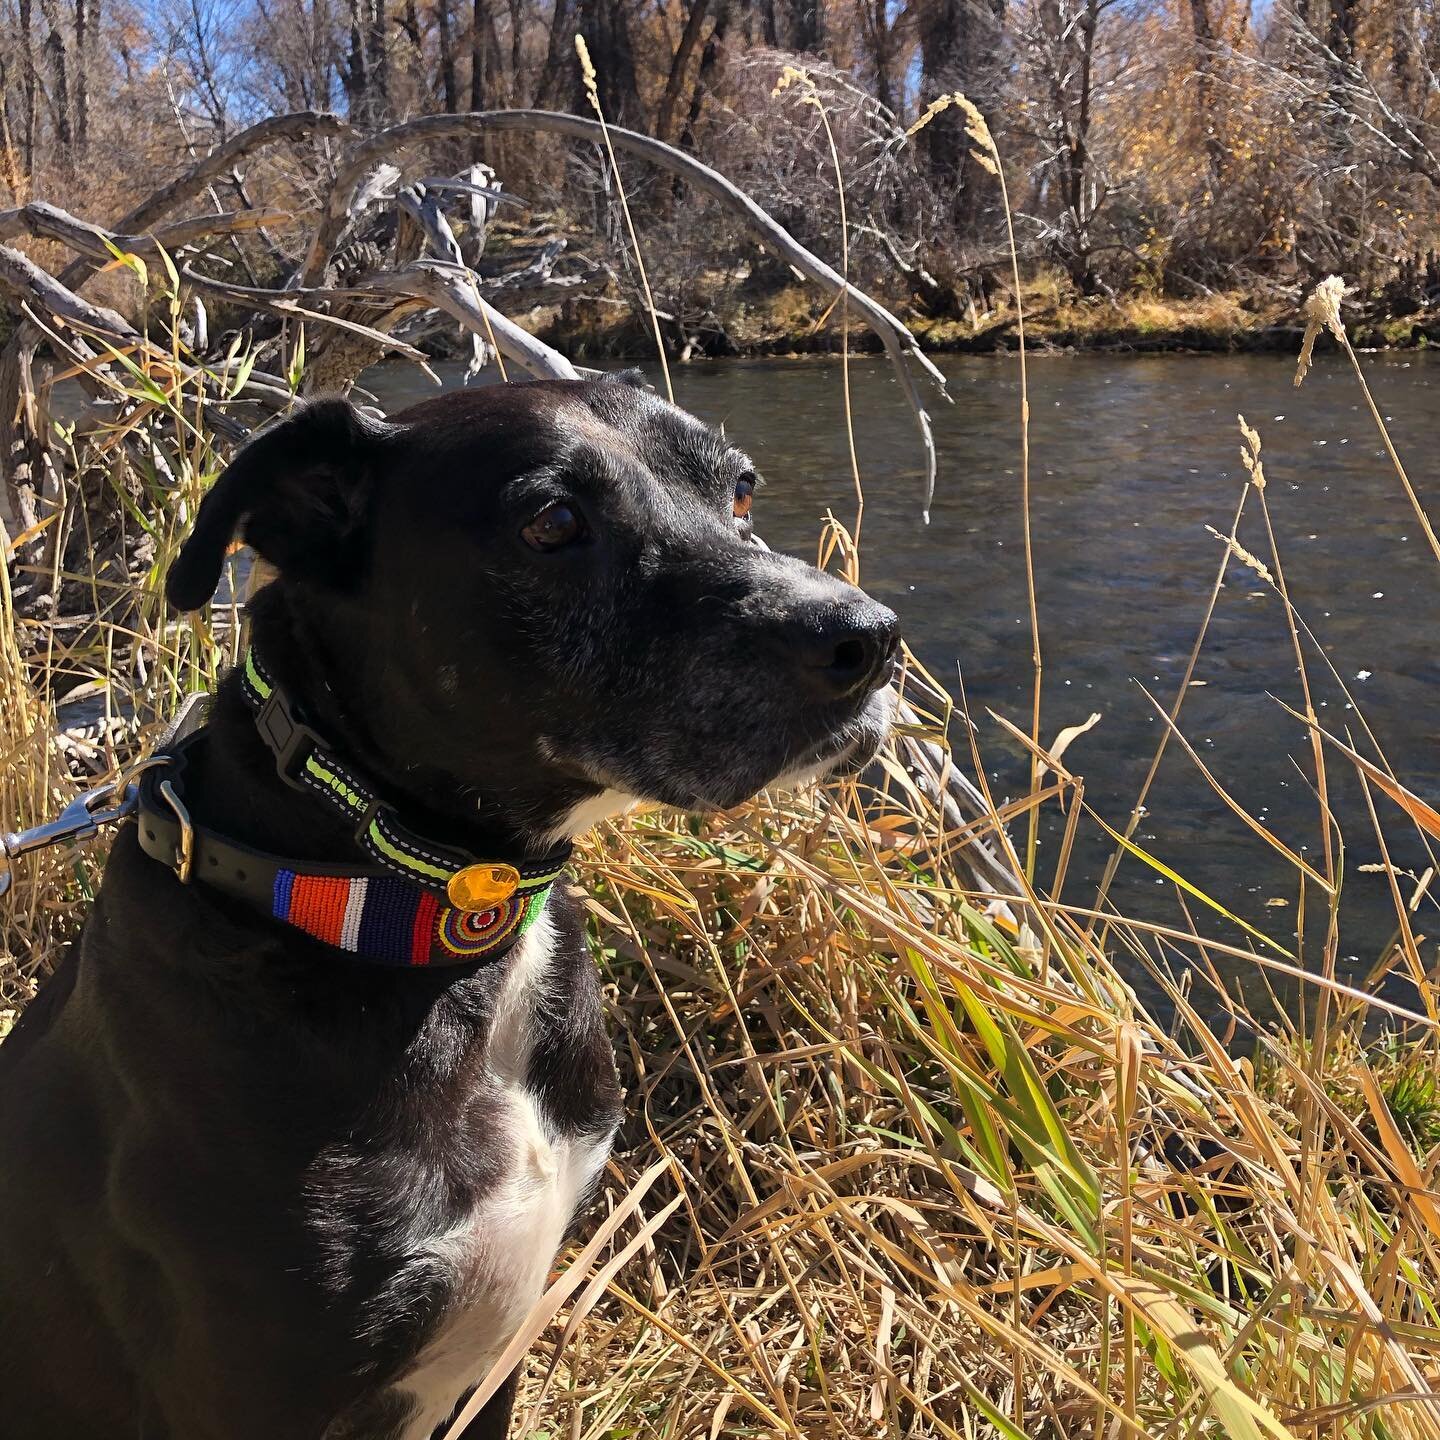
[238,647,573,901]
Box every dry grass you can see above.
[910,283,1269,353]
[4,259,1440,1440]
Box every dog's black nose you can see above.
[790,602,901,700]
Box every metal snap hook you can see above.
[0,785,120,899]
[0,754,174,901]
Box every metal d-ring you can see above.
[116,753,172,794]
[157,778,194,884]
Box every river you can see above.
[367,352,1440,1017]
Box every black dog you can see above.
[0,376,898,1439]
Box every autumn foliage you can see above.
[3,0,1440,331]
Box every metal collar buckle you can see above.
[157,778,195,884]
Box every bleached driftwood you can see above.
[0,243,140,343]
[302,110,948,513]
[0,203,429,369]
[348,263,581,380]
[5,107,947,508]
[0,202,292,256]
[1,112,358,535]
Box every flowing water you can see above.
[369,352,1440,1017]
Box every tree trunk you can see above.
[312,0,332,111]
[656,0,710,144]
[398,0,421,48]
[74,0,94,153]
[916,0,964,215]
[860,0,896,114]
[1391,4,1420,110]
[18,0,37,174]
[1186,0,1225,181]
[0,61,14,194]
[535,0,574,109]
[783,0,821,50]
[679,0,728,151]
[916,0,1005,232]
[366,0,390,121]
[758,0,777,44]
[470,0,488,109]
[1063,0,1100,292]
[45,26,74,165]
[574,0,638,126]
[437,0,459,110]
[508,0,523,101]
[344,0,371,122]
[1327,0,1357,58]
[1186,0,1221,181]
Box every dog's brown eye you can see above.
[523,503,586,552]
[733,477,755,520]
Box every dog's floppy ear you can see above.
[167,398,397,611]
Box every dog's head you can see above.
[169,378,899,840]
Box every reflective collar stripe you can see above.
[237,646,572,897]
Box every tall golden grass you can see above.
[3,210,1440,1440]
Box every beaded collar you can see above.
[134,649,571,969]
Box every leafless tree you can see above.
[1012,0,1127,293]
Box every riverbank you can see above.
[530,279,1440,359]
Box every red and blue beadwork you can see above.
[273,870,538,967]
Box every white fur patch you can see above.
[528,737,642,848]
[394,915,615,1440]
[544,788,641,847]
[765,742,860,794]
[765,685,897,794]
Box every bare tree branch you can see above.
[0,242,138,340]
[353,263,581,378]
[0,241,273,434]
[300,109,948,512]
[116,109,356,238]
[0,202,428,363]
[0,201,292,257]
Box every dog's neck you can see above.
[187,584,613,868]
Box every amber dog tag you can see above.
[447,863,521,912]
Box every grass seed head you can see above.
[907,93,999,174]
[1238,414,1266,489]
[574,34,600,113]
[1206,523,1274,582]
[1295,273,1350,387]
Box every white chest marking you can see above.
[394,916,614,1440]
[544,788,641,847]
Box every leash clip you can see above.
[0,779,140,899]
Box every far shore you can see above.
[525,285,1436,362]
